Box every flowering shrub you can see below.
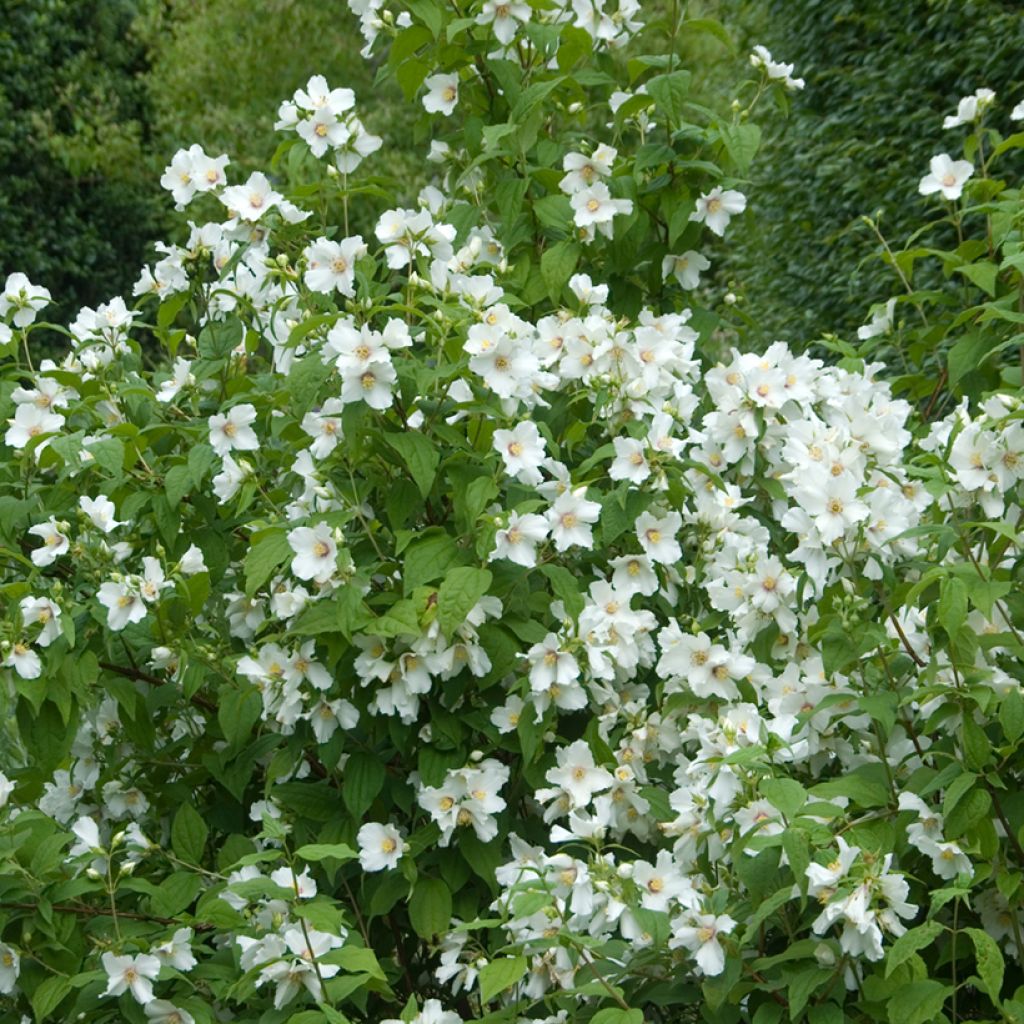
[2,4,1024,1024]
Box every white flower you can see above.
[670,912,736,975]
[0,772,14,808]
[340,359,397,410]
[635,510,683,565]
[145,1000,196,1024]
[28,518,69,566]
[1,273,51,327]
[2,643,40,680]
[490,511,549,567]
[101,951,162,1004]
[179,544,207,575]
[559,144,617,194]
[212,453,248,503]
[493,421,547,485]
[152,928,197,971]
[79,495,123,533]
[303,235,367,296]
[476,0,530,44]
[545,740,614,808]
[270,866,318,899]
[357,822,407,871]
[570,183,634,238]
[383,999,462,1024]
[527,634,580,692]
[5,403,64,449]
[609,436,651,484]
[288,523,338,584]
[209,404,259,456]
[159,144,228,206]
[301,398,346,458]
[1013,99,1024,121]
[490,695,525,733]
[662,250,710,290]
[220,171,283,221]
[423,74,459,116]
[942,88,996,129]
[0,943,20,994]
[857,298,897,340]
[546,488,601,551]
[918,154,973,201]
[98,581,148,631]
[691,187,747,236]
[156,358,195,404]
[749,45,804,91]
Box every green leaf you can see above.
[961,717,991,771]
[944,785,992,838]
[966,926,1004,1002]
[681,17,734,51]
[244,529,293,597]
[373,598,422,639]
[539,563,584,619]
[478,956,528,1003]
[955,260,999,298]
[332,946,387,981]
[938,575,968,637]
[719,122,762,175]
[408,877,451,938]
[31,975,72,1022]
[343,752,386,818]
[385,431,439,498]
[218,685,263,749]
[590,1010,643,1024]
[1001,689,1024,744]
[886,980,950,1024]
[164,463,192,508]
[406,0,442,37]
[787,968,831,1020]
[760,777,807,819]
[810,766,890,809]
[540,240,581,301]
[150,870,203,917]
[886,920,943,977]
[645,69,691,126]
[89,437,125,476]
[948,333,997,388]
[295,843,358,863]
[437,566,492,638]
[171,802,209,864]
[403,531,461,592]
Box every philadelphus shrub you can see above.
[2,4,1024,1024]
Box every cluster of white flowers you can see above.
[6,44,1021,1024]
[352,596,502,724]
[275,75,382,171]
[560,144,635,241]
[418,758,511,846]
[350,0,644,59]
[750,45,805,91]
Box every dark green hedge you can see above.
[0,0,163,323]
[719,0,1024,343]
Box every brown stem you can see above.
[888,615,925,667]
[99,661,218,713]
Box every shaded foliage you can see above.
[0,0,162,323]
[718,0,1024,343]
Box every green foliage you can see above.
[718,0,1024,341]
[1,4,1024,1024]
[0,0,163,322]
